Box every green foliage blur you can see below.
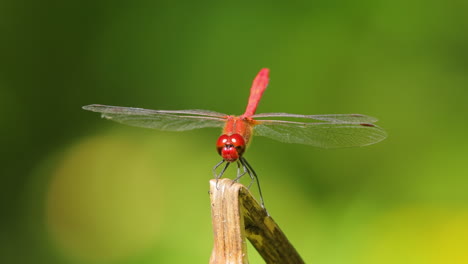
[2,0,468,263]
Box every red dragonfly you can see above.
[83,68,386,209]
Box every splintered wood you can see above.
[209,178,304,264]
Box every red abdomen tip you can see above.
[242,68,270,117]
[258,68,270,77]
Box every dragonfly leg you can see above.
[236,158,254,189]
[245,164,255,189]
[239,157,268,214]
[232,161,248,183]
[213,160,230,190]
[212,159,225,178]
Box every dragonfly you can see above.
[83,68,386,210]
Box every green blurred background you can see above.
[2,0,468,263]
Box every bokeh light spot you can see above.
[46,134,164,262]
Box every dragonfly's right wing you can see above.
[83,104,227,131]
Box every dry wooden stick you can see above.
[209,178,304,264]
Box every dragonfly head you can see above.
[216,134,246,162]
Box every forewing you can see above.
[254,120,387,148]
[252,113,378,123]
[83,104,226,131]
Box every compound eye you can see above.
[230,134,245,148]
[216,135,230,155]
[230,134,246,155]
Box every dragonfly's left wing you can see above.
[252,113,379,123]
[253,119,387,148]
[83,104,227,131]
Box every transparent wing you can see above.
[254,119,387,148]
[252,113,378,123]
[82,104,227,131]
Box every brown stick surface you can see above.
[209,178,304,264]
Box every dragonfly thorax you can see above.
[216,134,246,162]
